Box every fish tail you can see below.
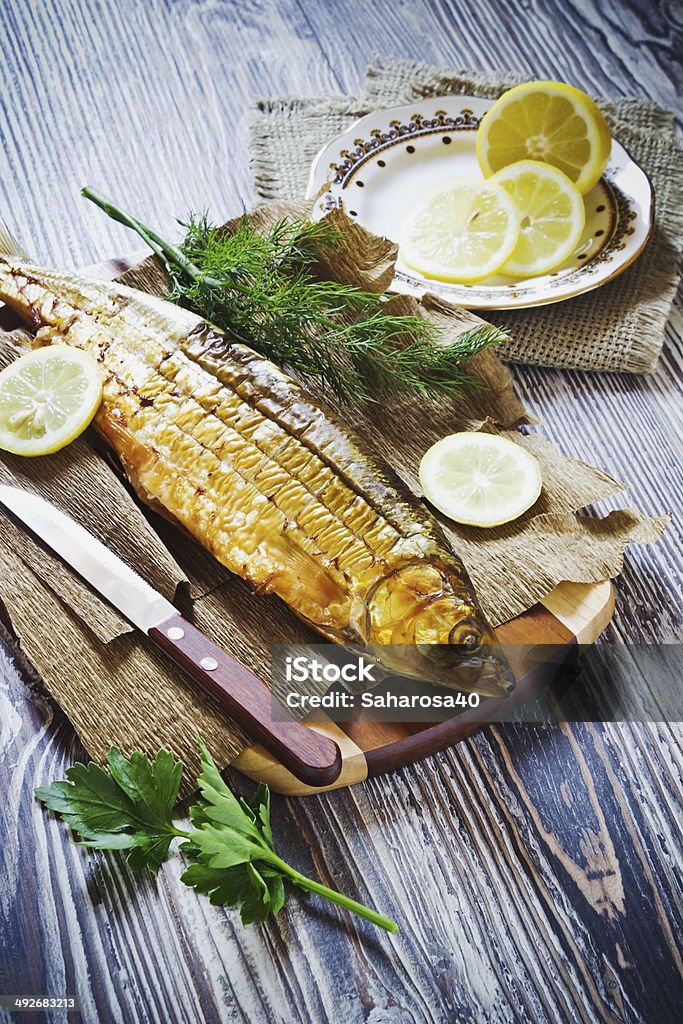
[0,219,31,262]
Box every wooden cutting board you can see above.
[235,579,614,794]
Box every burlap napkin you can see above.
[250,58,683,374]
[0,202,667,785]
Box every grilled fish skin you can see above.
[0,246,513,697]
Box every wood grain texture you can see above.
[0,1,681,1022]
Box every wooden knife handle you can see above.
[149,613,342,787]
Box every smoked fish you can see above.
[0,235,513,697]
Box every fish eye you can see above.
[448,621,483,654]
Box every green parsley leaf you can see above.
[251,782,275,850]
[190,740,263,839]
[35,747,187,874]
[241,863,274,925]
[180,861,285,924]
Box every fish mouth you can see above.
[463,649,516,696]
[424,646,515,698]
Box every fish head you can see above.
[363,562,514,696]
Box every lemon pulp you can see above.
[399,177,521,283]
[0,346,103,456]
[419,432,543,528]
[477,81,612,195]
[492,160,585,276]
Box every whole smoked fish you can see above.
[0,233,512,697]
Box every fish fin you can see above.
[0,219,31,260]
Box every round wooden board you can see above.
[234,579,615,795]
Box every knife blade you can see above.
[0,485,342,787]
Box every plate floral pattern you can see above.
[307,97,653,311]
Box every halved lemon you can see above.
[491,160,585,276]
[477,81,612,195]
[419,432,542,528]
[0,346,103,456]
[399,177,521,283]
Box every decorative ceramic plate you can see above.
[306,97,654,310]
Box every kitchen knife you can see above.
[0,485,342,787]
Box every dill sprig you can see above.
[82,187,504,403]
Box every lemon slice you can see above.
[477,81,612,195]
[419,432,542,528]
[490,160,585,276]
[399,177,521,283]
[0,346,103,456]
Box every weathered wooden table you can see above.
[0,1,681,1021]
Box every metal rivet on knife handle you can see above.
[149,612,343,787]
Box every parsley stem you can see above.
[271,857,398,933]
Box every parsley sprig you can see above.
[82,186,504,404]
[36,739,397,933]
[34,748,187,872]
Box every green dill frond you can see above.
[82,188,504,404]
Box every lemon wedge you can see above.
[399,177,521,283]
[491,160,585,276]
[419,432,542,528]
[477,81,612,195]
[0,346,103,456]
